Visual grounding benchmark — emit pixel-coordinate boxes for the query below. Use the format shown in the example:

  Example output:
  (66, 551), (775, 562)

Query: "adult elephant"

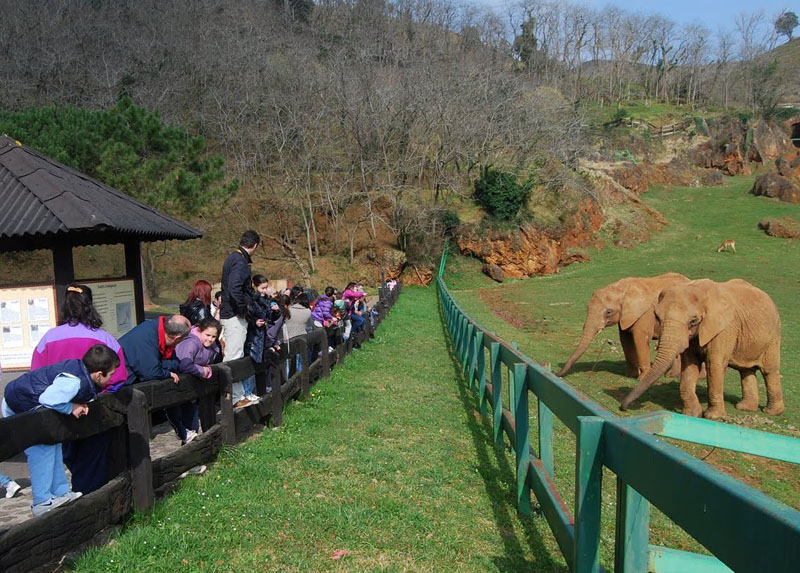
(557, 273), (690, 378)
(619, 279), (784, 419)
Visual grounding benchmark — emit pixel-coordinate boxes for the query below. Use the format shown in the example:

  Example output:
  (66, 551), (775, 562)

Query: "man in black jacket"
(220, 230), (259, 407)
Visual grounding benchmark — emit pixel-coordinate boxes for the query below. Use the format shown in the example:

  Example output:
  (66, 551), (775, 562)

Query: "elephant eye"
(604, 309), (614, 316)
(689, 317), (699, 327)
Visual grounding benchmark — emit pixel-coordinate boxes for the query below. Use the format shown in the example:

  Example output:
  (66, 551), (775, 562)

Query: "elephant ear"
(698, 283), (735, 347)
(619, 283), (654, 330)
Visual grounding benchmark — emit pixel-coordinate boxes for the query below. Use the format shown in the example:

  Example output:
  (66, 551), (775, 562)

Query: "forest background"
(0, 0), (797, 300)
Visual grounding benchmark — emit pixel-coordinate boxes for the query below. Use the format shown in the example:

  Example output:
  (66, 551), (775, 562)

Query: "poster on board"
(83, 278), (137, 340)
(0, 285), (57, 370)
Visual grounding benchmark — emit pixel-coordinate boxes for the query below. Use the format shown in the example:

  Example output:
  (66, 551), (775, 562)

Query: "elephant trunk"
(557, 318), (604, 377)
(620, 321), (682, 410)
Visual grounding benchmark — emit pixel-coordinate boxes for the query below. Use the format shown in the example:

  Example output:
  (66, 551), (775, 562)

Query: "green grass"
(581, 99), (727, 127)
(442, 174), (800, 565)
(74, 287), (568, 572)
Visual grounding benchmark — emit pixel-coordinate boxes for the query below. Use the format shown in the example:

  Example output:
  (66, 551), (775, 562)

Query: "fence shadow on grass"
(437, 297), (568, 573)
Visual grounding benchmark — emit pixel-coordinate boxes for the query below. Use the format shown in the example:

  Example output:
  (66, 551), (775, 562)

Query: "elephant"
(619, 278), (784, 419)
(557, 273), (690, 378)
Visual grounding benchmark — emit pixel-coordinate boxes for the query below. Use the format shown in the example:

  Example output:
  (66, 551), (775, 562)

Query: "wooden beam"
(124, 240), (145, 325)
(52, 243), (75, 314)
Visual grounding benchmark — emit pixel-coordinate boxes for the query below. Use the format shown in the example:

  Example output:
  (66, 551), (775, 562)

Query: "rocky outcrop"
(758, 217), (800, 238)
(362, 247), (407, 280)
(456, 199), (603, 278)
(751, 149), (800, 203)
(689, 117), (788, 175)
(611, 159), (724, 194)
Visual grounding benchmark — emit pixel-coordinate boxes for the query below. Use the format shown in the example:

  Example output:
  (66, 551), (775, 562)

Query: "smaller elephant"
(620, 278), (784, 419)
(557, 273), (689, 378)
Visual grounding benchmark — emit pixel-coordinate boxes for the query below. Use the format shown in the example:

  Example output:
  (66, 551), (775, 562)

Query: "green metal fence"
(437, 248), (800, 572)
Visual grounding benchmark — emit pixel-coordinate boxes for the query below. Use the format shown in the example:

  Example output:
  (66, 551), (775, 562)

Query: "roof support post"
(52, 243), (75, 314)
(124, 240), (145, 325)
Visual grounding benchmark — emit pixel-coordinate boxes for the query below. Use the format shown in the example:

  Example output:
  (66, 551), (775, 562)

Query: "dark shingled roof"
(0, 135), (202, 252)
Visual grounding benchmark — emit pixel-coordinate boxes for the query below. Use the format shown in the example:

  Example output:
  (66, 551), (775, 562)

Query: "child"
(2, 344), (119, 516)
(241, 275), (271, 405)
(311, 286), (336, 329)
(209, 290), (223, 321)
(171, 318), (222, 444)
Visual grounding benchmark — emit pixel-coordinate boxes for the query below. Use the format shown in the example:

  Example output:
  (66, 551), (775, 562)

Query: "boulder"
(482, 263), (505, 282)
(758, 217), (800, 238)
(751, 172), (800, 203)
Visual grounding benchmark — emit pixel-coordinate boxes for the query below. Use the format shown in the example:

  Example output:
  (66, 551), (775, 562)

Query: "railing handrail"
(437, 245), (800, 572)
(0, 282), (403, 572)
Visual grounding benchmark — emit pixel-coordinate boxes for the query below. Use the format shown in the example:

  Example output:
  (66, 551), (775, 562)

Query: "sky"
(580, 0), (794, 30)
(478, 0), (796, 34)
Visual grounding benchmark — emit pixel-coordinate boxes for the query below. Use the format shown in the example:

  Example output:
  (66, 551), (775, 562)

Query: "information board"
(0, 284), (57, 370)
(83, 278), (137, 339)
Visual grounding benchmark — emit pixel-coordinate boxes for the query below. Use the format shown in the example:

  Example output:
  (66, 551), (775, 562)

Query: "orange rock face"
(456, 199), (603, 278)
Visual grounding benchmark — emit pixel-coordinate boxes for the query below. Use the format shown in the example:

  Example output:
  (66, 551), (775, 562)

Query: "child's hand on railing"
(170, 372), (180, 384)
(72, 403), (89, 418)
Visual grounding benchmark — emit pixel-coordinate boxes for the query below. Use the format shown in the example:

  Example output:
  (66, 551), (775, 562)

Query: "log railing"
(0, 283), (401, 572)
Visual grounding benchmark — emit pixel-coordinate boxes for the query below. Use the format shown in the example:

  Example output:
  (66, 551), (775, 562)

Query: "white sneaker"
(5, 480), (21, 499)
(184, 430), (198, 444)
(31, 493), (72, 516)
(247, 394), (261, 404)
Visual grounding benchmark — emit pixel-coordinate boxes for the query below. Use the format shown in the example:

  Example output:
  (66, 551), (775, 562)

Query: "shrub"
(473, 166), (532, 222)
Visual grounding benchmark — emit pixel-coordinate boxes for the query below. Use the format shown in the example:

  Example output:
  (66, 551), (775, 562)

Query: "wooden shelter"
(0, 135), (201, 323)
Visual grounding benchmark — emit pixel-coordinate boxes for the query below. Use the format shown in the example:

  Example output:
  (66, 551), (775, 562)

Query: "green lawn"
(74, 287), (568, 572)
(442, 174), (800, 564)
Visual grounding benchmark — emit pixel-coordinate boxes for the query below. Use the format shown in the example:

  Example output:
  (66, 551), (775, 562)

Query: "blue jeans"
(242, 374), (256, 397)
(350, 312), (365, 335)
(26, 443), (71, 505)
(0, 472), (13, 488)
(165, 402), (199, 442)
(3, 399), (70, 504)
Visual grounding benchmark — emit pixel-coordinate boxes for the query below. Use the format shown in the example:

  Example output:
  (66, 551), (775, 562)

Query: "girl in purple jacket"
(170, 318), (222, 444)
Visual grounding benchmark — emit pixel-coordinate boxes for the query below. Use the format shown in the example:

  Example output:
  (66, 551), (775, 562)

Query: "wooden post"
(321, 335), (331, 378)
(52, 243), (75, 314)
(513, 363), (530, 516)
(490, 342), (503, 450)
(127, 388), (154, 512)
(124, 240), (145, 325)
(270, 362), (284, 427)
(218, 364), (236, 445)
(615, 479), (651, 573)
(298, 338), (310, 399)
(575, 416), (604, 572)
(539, 399), (555, 477)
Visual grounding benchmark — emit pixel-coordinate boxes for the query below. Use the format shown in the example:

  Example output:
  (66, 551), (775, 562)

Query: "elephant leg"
(679, 356), (702, 417)
(703, 358), (728, 420)
(761, 341), (784, 416)
(736, 369), (759, 412)
(618, 328), (640, 378)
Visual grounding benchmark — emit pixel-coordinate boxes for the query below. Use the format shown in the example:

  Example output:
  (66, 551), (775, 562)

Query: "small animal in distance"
(716, 239), (736, 253)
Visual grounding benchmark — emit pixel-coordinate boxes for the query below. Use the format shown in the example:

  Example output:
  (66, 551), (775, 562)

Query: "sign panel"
(83, 278), (137, 339)
(0, 285), (57, 370)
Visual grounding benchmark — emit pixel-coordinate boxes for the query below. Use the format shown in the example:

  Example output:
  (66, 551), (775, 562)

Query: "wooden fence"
(437, 247), (800, 572)
(0, 283), (401, 572)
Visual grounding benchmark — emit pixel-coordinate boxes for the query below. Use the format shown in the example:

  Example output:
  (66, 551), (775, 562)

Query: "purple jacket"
(31, 322), (128, 393)
(175, 327), (220, 379)
(310, 295), (333, 324)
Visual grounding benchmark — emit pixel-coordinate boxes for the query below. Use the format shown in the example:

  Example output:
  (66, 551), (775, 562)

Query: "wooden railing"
(437, 246), (800, 572)
(0, 283), (401, 572)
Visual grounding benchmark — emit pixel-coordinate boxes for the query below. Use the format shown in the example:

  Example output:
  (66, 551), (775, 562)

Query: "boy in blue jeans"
(2, 344), (119, 516)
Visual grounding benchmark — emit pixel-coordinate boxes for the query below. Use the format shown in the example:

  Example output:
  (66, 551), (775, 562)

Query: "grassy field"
(442, 174), (800, 563)
(74, 287), (569, 572)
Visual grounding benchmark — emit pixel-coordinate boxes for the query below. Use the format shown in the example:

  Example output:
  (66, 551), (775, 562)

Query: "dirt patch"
(477, 287), (551, 334)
